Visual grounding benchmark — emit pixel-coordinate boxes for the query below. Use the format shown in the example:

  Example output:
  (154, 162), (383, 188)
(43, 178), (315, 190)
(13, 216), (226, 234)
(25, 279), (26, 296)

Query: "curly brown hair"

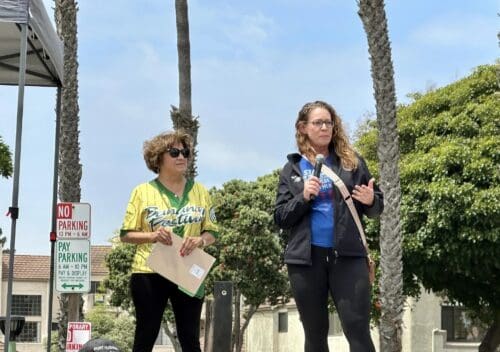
(143, 130), (193, 173)
(295, 101), (358, 170)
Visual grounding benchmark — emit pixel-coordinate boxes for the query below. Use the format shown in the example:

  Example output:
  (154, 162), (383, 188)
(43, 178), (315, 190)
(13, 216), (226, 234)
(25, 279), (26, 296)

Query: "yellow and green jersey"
(120, 179), (219, 279)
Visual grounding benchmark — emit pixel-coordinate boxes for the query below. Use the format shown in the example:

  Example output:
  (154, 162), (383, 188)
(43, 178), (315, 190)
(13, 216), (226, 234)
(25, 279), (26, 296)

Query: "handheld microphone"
(310, 154), (324, 201)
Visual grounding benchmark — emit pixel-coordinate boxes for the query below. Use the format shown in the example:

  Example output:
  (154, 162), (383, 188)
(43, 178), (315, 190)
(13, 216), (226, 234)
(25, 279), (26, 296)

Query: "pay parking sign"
(56, 239), (91, 293)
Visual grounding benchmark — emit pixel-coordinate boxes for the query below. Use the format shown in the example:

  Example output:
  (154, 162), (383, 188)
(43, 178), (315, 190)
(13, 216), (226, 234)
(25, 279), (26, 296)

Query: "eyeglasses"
(166, 147), (190, 158)
(309, 119), (334, 128)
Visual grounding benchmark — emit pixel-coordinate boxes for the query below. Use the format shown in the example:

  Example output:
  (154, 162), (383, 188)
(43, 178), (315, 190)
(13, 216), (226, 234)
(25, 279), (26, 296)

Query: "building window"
(441, 305), (485, 342)
(12, 295), (41, 316)
(90, 281), (102, 294)
(278, 312), (288, 333)
(17, 321), (40, 343)
(328, 312), (343, 336)
(94, 293), (106, 306)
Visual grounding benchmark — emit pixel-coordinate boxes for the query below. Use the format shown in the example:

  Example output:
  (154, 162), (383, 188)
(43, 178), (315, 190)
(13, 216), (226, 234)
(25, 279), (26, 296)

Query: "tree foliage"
(103, 241), (135, 310)
(0, 136), (12, 178)
(207, 172), (290, 307)
(104, 172), (290, 352)
(355, 64), (499, 338)
(84, 306), (135, 352)
(0, 140), (11, 238)
(206, 171), (290, 352)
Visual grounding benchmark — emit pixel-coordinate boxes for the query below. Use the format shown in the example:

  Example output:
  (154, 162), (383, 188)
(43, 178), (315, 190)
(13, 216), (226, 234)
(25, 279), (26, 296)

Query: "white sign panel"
(56, 240), (91, 293)
(57, 202), (91, 239)
(66, 322), (91, 352)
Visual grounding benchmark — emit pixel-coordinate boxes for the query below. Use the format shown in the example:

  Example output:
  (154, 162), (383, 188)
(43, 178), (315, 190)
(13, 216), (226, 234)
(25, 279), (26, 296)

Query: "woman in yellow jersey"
(120, 130), (219, 352)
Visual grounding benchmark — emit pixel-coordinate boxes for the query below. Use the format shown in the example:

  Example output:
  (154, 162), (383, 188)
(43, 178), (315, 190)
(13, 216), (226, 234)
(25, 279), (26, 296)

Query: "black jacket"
(274, 152), (384, 265)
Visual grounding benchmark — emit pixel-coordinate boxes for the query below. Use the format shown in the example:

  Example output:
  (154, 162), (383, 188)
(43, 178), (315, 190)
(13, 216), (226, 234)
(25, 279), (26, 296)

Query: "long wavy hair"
(295, 100), (358, 170)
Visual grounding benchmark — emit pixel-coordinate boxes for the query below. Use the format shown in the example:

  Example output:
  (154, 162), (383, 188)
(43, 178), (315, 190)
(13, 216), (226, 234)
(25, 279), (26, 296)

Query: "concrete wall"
(246, 309), (275, 352)
(403, 288), (442, 351)
(247, 305), (381, 352)
(245, 288), (480, 352)
(433, 329), (480, 352)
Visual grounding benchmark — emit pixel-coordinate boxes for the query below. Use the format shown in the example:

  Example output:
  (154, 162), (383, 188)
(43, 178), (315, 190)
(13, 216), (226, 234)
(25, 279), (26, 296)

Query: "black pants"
(287, 245), (375, 352)
(130, 273), (204, 352)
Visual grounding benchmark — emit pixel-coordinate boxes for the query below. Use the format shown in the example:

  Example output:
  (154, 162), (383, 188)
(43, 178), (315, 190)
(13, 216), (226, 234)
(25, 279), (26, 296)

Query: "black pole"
(211, 281), (233, 352)
(46, 86), (62, 351)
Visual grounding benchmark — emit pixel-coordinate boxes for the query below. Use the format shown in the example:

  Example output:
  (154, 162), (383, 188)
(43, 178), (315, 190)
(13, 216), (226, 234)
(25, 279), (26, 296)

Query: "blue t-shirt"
(299, 156), (335, 248)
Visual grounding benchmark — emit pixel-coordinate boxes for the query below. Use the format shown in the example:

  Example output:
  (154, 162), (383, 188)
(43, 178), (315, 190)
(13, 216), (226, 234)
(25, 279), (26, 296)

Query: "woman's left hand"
(352, 178), (375, 206)
(179, 236), (203, 257)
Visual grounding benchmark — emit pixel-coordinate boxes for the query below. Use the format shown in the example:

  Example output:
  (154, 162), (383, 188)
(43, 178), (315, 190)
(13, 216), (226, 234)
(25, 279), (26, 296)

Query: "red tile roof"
(90, 245), (112, 276)
(1, 254), (50, 281)
(2, 246), (112, 281)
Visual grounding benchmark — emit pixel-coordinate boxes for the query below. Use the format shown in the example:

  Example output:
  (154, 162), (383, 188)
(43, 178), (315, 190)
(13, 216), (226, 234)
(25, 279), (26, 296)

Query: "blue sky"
(0, 0), (497, 254)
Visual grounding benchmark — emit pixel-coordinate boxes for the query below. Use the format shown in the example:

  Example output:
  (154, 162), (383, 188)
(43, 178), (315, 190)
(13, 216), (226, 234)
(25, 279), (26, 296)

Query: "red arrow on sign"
(68, 325), (74, 342)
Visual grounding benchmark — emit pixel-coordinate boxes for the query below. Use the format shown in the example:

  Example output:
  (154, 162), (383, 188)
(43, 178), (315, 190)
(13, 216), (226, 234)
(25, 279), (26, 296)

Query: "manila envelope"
(146, 234), (216, 296)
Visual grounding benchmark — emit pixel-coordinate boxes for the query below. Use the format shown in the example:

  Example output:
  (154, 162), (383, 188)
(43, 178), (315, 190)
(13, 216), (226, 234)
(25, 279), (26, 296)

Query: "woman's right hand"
(303, 176), (321, 201)
(151, 227), (173, 245)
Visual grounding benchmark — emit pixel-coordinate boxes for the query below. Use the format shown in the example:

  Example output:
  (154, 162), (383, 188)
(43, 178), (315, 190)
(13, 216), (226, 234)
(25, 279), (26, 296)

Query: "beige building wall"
(402, 288), (441, 351)
(246, 308), (275, 352)
(0, 280), (59, 352)
(432, 329), (480, 352)
(246, 288), (480, 352)
(246, 305), (375, 352)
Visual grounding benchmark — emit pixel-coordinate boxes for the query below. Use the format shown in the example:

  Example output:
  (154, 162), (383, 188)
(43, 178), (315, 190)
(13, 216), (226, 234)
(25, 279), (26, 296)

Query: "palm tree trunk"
(171, 0), (199, 179)
(56, 294), (68, 351)
(55, 0), (82, 350)
(175, 0), (191, 118)
(358, 1), (404, 351)
(55, 0), (82, 202)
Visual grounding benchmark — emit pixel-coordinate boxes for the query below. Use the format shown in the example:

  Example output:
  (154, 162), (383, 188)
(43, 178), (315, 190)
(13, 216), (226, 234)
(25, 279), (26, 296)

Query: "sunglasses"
(166, 147), (190, 158)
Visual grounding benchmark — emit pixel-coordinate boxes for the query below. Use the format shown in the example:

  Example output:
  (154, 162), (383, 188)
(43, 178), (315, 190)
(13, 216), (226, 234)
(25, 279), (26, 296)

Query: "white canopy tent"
(0, 0), (63, 86)
(0, 0), (63, 350)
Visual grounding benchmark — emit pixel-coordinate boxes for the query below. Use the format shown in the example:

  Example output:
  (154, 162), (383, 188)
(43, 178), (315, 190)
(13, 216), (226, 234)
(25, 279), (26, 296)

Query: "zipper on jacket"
(333, 249), (338, 264)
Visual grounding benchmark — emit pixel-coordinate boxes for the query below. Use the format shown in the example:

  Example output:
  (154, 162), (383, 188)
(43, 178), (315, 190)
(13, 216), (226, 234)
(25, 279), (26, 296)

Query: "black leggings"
(287, 246), (375, 352)
(130, 273), (204, 352)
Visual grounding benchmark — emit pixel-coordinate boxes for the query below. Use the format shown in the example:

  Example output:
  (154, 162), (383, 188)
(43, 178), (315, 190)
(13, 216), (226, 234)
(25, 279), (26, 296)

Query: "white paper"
(189, 264), (205, 279)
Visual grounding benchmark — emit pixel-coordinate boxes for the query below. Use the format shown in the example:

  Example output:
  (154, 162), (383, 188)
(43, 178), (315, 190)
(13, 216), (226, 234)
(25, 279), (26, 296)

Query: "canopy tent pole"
(46, 86), (62, 352)
(5, 22), (28, 351)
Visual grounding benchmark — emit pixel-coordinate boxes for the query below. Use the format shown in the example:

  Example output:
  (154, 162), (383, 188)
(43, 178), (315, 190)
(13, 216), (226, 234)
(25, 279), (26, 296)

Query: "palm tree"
(165, 2), (201, 350)
(55, 0), (83, 350)
(171, 0), (199, 179)
(357, 1), (404, 351)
